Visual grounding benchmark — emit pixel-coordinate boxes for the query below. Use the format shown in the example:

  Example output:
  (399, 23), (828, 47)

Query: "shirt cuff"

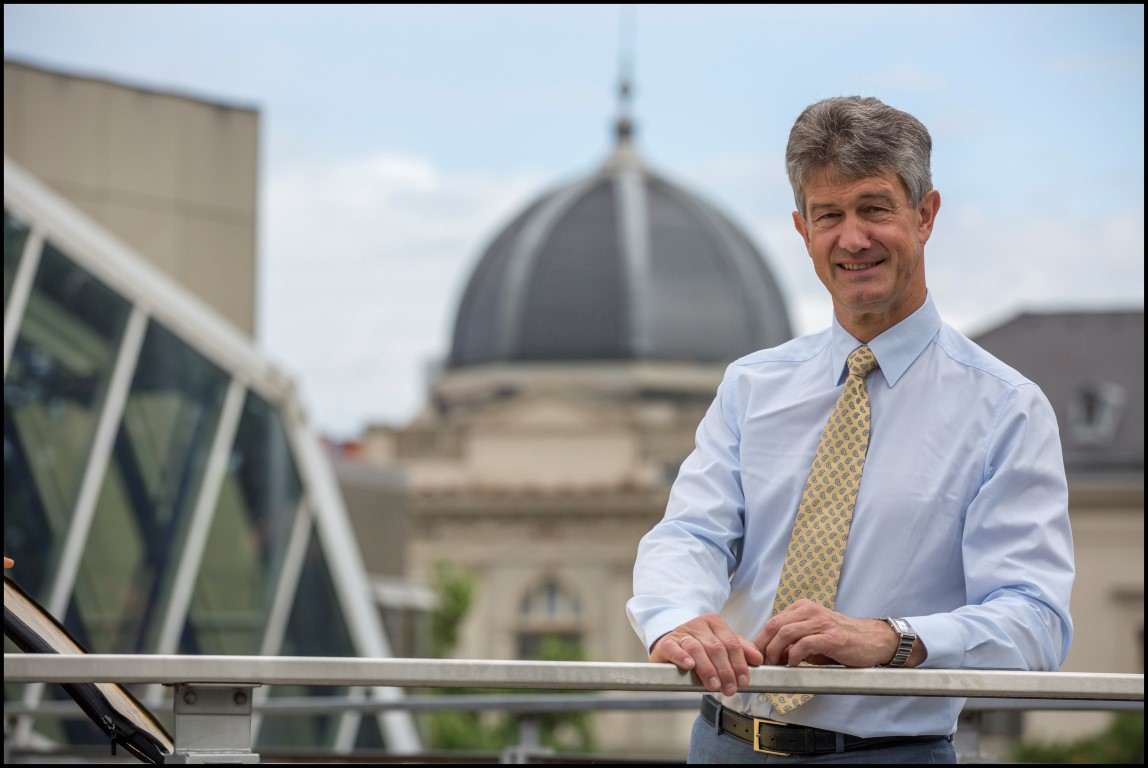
(906, 612), (965, 669)
(640, 609), (705, 655)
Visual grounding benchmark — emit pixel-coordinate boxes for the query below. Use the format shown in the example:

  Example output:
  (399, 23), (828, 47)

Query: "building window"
(517, 579), (583, 660)
(1068, 382), (1125, 447)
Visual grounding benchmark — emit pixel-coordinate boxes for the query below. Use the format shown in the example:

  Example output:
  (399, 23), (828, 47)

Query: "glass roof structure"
(3, 156), (420, 755)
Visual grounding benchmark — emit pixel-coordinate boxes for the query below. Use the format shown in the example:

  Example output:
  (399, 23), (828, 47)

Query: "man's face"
(793, 171), (940, 338)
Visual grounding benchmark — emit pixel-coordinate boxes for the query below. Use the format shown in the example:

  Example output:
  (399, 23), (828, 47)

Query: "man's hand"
(649, 613), (764, 696)
(753, 599), (918, 668)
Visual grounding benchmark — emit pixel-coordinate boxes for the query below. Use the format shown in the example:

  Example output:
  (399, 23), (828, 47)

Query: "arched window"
(516, 578), (583, 660)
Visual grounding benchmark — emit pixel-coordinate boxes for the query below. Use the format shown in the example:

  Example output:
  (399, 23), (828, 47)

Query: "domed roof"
(448, 111), (793, 369)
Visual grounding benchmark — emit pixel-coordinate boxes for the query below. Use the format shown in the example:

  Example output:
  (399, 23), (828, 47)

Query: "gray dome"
(448, 129), (793, 369)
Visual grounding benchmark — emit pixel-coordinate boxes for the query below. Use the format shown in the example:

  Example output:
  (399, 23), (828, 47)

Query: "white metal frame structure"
(3, 156), (420, 754)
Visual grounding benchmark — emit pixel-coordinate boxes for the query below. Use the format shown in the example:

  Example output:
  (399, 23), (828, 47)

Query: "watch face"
(888, 617), (912, 635)
(881, 617), (915, 666)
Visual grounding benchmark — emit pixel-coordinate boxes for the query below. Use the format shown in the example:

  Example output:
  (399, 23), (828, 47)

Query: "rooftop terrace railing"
(4, 654), (1144, 764)
(6, 654), (1142, 698)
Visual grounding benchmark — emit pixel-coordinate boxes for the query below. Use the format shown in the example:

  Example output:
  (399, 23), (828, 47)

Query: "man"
(627, 96), (1075, 764)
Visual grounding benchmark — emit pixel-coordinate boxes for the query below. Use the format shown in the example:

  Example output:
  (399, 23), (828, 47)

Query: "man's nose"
(838, 215), (872, 252)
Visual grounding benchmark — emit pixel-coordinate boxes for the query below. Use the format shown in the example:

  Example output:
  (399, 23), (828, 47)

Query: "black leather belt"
(700, 696), (951, 756)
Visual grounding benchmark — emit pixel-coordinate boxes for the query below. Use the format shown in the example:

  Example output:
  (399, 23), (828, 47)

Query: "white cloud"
(258, 153), (547, 437)
(928, 206), (1145, 336)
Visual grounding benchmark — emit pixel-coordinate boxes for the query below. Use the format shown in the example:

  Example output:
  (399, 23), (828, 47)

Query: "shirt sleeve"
(626, 366), (748, 653)
(911, 382), (1075, 671)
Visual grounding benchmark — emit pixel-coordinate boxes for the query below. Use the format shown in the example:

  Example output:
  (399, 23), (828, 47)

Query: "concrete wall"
(4, 59), (259, 336)
(1021, 482), (1144, 746)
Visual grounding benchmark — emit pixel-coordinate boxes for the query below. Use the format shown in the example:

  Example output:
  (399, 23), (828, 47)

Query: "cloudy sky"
(4, 4), (1143, 439)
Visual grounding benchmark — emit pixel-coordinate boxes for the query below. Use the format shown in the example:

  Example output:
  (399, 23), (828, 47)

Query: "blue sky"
(4, 4), (1144, 438)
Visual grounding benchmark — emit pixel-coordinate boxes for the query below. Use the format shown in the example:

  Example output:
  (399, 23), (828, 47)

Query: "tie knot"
(847, 345), (879, 378)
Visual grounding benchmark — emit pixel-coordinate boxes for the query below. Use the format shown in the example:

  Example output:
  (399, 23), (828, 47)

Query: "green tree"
(1011, 711), (1144, 764)
(428, 560), (473, 660)
(423, 561), (595, 755)
(1014, 642), (1143, 764)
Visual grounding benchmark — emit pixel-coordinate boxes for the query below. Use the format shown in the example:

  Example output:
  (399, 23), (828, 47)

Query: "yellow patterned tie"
(765, 345), (879, 714)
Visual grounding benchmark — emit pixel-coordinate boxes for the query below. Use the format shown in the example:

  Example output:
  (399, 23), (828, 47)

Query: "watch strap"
(881, 616), (916, 668)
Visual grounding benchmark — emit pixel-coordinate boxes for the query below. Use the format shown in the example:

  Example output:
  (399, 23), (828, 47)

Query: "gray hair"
(785, 96), (933, 215)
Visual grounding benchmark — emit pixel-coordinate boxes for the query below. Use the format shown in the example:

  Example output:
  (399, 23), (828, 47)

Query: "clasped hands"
(649, 599), (897, 697)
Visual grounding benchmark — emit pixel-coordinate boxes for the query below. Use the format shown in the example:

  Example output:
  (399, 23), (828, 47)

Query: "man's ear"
(792, 210), (811, 250)
(917, 189), (941, 244)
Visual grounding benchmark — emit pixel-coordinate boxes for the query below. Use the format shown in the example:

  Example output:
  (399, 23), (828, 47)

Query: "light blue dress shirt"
(627, 294), (1075, 737)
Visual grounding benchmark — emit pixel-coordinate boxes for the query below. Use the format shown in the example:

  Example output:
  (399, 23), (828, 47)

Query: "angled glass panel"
(355, 713), (385, 750)
(66, 320), (230, 653)
(4, 208), (30, 306)
(3, 243), (132, 600)
(180, 391), (301, 655)
(256, 523), (355, 751)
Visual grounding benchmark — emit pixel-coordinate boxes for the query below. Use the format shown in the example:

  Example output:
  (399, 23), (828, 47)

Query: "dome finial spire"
(616, 4), (636, 144)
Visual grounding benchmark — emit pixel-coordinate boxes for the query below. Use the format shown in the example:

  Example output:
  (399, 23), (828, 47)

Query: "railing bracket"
(165, 682), (261, 764)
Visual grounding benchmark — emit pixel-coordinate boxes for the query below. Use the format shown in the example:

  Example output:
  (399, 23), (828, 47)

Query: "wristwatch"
(880, 617), (916, 667)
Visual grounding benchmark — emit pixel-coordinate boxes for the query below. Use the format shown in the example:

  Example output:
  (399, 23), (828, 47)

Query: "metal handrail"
(4, 654), (1143, 701)
(4, 692), (1143, 719)
(5, 655), (1143, 764)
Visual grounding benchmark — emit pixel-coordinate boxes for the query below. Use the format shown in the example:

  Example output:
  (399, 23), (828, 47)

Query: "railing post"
(165, 683), (261, 764)
(500, 714), (554, 764)
(954, 709), (984, 763)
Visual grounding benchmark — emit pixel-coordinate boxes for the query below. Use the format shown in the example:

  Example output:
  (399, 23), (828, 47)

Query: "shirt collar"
(830, 292), (942, 387)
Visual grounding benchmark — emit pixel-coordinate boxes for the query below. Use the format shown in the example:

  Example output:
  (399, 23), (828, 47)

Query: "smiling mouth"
(839, 260), (883, 271)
